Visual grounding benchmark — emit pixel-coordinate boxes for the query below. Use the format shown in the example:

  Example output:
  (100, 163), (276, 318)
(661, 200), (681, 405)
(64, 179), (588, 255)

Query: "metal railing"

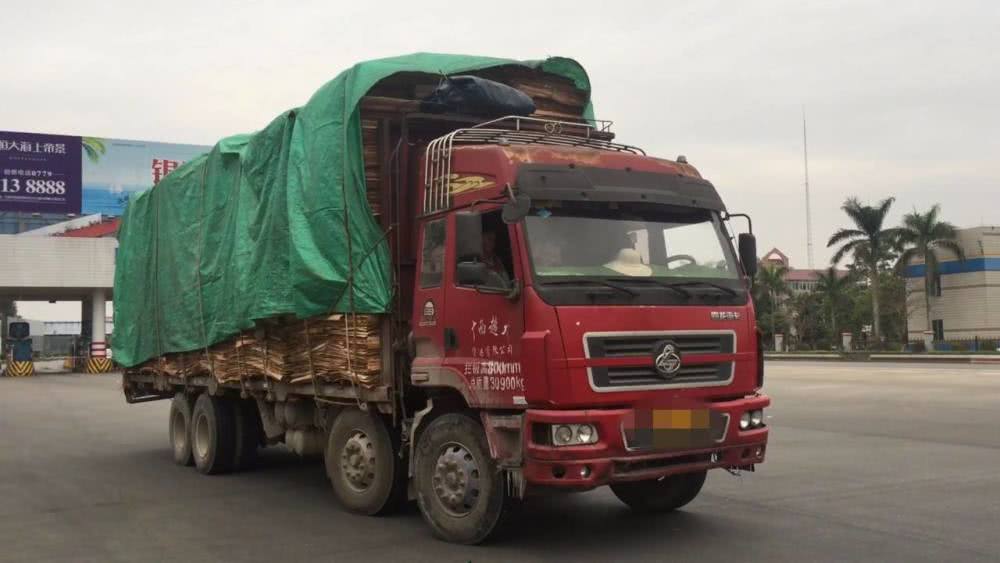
(422, 116), (645, 214)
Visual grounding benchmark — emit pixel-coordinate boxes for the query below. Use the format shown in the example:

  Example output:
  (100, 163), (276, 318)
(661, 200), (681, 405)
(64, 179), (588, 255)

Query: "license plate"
(651, 408), (711, 430)
(623, 409), (725, 450)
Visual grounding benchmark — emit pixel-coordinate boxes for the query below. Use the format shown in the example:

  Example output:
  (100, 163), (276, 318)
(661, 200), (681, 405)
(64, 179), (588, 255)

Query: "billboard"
(0, 131), (82, 214)
(0, 130), (210, 216)
(81, 137), (209, 216)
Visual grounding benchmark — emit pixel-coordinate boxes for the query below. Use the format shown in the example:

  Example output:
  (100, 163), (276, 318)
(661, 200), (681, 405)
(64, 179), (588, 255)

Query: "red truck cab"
(405, 118), (768, 538)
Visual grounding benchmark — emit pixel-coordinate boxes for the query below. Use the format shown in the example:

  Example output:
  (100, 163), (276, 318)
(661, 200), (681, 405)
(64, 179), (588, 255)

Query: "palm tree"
(789, 290), (824, 349)
(815, 267), (851, 346)
(81, 137), (107, 164)
(896, 205), (965, 344)
(827, 197), (900, 347)
(754, 264), (789, 343)
(756, 263), (788, 304)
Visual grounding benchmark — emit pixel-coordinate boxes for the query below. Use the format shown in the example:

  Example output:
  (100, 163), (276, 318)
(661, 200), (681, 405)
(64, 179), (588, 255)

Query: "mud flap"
(481, 412), (526, 499)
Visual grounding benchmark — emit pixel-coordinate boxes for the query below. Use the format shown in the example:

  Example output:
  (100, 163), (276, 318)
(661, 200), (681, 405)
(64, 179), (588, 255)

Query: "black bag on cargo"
(421, 75), (536, 117)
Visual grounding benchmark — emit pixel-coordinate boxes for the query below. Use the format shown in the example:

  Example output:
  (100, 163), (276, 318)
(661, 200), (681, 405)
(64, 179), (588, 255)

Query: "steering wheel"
(664, 254), (697, 267)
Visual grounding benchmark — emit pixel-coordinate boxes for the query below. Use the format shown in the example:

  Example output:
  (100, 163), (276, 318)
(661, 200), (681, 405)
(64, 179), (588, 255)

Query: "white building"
(906, 226), (1000, 343)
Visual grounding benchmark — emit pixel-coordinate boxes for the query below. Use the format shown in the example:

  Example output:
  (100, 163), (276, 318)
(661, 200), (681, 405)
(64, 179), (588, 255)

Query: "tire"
(191, 393), (237, 475)
(168, 393), (195, 466)
(610, 470), (707, 513)
(414, 413), (508, 544)
(325, 408), (405, 516)
(230, 399), (262, 471)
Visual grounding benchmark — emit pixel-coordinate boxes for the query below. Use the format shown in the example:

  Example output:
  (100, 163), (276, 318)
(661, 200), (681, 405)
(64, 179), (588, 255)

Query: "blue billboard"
(0, 131), (210, 216)
(81, 137), (209, 216)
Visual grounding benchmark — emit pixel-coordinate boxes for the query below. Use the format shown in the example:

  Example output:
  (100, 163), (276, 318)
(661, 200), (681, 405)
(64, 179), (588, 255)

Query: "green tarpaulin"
(112, 53), (593, 367)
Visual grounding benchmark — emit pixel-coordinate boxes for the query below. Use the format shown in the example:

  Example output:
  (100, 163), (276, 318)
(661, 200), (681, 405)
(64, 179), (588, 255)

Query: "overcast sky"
(5, 1), (998, 320)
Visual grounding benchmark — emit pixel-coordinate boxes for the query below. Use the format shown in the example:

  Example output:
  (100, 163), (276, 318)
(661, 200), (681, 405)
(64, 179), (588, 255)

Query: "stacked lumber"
(474, 66), (589, 121)
(141, 314), (383, 388)
(145, 349), (208, 379)
(361, 118), (383, 218)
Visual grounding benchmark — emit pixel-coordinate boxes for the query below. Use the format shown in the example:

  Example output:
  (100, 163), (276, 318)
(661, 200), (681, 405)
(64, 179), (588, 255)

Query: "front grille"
(603, 363), (729, 386)
(591, 363), (731, 388)
(586, 332), (735, 389)
(589, 333), (733, 358)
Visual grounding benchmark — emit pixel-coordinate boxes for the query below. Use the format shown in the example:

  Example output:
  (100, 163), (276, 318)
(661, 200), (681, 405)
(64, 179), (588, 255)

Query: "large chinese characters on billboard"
(0, 132), (82, 213)
(0, 130), (209, 216)
(81, 137), (209, 215)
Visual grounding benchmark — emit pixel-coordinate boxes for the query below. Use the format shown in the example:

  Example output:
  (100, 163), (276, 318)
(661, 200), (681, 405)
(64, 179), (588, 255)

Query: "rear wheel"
(610, 470), (707, 513)
(325, 408), (404, 515)
(191, 393), (236, 475)
(168, 393), (194, 466)
(414, 413), (508, 545)
(231, 399), (262, 471)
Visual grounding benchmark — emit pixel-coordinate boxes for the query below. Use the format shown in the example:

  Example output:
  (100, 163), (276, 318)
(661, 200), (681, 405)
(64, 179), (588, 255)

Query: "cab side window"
(420, 219), (446, 288)
(455, 210), (515, 289)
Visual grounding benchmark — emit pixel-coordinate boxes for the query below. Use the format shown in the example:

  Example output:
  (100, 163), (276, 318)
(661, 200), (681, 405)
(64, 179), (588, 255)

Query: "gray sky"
(6, 0), (999, 320)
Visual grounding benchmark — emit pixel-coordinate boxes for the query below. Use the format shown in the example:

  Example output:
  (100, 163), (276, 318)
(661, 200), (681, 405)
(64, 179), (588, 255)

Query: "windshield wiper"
(541, 279), (639, 297)
(663, 280), (739, 296)
(607, 277), (692, 299)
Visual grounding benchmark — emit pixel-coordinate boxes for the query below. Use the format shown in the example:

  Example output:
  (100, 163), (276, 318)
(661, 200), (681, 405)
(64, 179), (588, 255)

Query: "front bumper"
(521, 394), (769, 489)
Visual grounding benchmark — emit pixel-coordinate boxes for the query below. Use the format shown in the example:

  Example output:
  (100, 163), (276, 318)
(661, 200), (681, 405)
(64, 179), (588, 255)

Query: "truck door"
(444, 209), (526, 407)
(411, 217), (447, 361)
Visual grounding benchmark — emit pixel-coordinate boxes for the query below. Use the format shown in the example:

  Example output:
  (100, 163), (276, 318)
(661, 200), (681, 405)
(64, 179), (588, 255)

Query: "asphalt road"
(1, 361), (999, 562)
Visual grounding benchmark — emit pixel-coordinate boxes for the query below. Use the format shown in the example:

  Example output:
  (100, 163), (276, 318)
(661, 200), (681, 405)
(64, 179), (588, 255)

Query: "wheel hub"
(193, 412), (210, 460)
(171, 409), (187, 453)
(432, 443), (481, 516)
(340, 431), (375, 492)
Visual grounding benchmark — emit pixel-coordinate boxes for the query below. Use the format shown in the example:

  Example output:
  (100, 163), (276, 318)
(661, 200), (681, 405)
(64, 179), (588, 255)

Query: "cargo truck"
(116, 54), (769, 544)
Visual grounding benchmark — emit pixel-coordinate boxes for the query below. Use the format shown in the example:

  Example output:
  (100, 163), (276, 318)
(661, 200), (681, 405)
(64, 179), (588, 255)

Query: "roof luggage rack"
(423, 116), (644, 214)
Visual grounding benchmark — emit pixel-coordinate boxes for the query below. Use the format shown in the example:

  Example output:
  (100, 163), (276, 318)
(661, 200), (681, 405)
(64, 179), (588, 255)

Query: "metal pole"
(802, 107), (814, 269)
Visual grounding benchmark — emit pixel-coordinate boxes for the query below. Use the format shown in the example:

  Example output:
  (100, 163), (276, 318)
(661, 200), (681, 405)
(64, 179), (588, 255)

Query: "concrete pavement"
(1, 362), (998, 562)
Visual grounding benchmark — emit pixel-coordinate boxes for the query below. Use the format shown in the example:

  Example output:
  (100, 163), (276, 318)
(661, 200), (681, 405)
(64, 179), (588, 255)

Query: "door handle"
(444, 328), (458, 350)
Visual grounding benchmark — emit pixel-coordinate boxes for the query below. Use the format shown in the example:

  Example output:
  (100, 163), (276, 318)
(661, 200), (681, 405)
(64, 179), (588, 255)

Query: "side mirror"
(738, 233), (758, 280)
(455, 213), (483, 262)
(456, 261), (489, 286)
(502, 194), (531, 223)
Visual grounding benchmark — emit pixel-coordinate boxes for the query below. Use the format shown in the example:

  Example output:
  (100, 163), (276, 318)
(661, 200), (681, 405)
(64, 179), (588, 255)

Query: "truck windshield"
(524, 202), (739, 282)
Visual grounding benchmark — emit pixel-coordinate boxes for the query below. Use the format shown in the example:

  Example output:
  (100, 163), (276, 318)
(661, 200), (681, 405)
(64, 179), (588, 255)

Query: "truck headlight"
(550, 423), (598, 446)
(553, 425), (574, 445)
(750, 409), (764, 427)
(739, 412), (751, 430)
(576, 424), (595, 444)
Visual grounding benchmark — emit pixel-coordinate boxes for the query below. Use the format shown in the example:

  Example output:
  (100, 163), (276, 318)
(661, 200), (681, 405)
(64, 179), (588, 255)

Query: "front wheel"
(414, 413), (508, 544)
(325, 408), (404, 515)
(610, 470), (707, 513)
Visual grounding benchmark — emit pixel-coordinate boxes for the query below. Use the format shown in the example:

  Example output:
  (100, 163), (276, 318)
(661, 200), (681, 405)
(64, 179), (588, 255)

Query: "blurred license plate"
(622, 409), (724, 450)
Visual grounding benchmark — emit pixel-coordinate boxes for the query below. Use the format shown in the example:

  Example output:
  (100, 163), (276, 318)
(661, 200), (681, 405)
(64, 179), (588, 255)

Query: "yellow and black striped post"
(5, 361), (34, 377)
(85, 357), (114, 374)
(85, 340), (114, 374)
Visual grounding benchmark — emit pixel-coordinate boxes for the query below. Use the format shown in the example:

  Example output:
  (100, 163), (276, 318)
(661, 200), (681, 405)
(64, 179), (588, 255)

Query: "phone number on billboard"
(0, 178), (67, 195)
